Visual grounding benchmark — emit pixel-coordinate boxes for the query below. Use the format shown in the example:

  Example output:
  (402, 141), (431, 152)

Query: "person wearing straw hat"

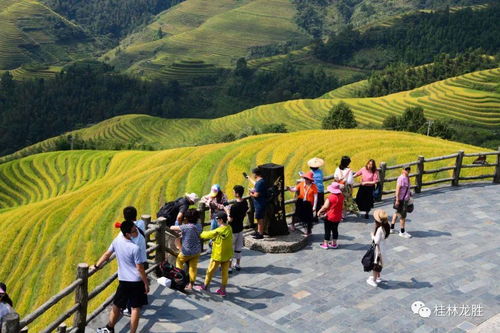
(318, 182), (344, 249)
(307, 157), (325, 221)
(287, 171), (318, 236)
(367, 209), (391, 287)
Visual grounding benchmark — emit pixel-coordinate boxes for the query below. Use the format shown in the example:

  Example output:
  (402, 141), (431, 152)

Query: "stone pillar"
(258, 163), (288, 236)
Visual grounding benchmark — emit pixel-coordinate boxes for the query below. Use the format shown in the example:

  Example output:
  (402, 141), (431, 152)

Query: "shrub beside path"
(88, 183), (500, 332)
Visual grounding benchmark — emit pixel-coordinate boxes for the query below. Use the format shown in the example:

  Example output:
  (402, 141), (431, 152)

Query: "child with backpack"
(169, 209), (202, 291)
(196, 211), (233, 296)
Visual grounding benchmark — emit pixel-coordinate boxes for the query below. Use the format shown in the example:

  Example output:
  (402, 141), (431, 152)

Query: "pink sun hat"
(327, 182), (342, 194)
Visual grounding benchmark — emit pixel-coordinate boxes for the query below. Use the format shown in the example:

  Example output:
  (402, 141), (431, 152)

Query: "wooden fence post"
(2, 312), (20, 333)
(494, 146), (500, 184)
(452, 151), (464, 186)
(141, 214), (151, 231)
(378, 162), (387, 197)
(416, 156), (425, 193)
(155, 217), (166, 268)
(73, 263), (89, 332)
(57, 324), (67, 333)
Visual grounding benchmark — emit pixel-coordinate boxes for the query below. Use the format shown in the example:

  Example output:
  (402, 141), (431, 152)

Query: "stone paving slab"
(87, 183), (500, 332)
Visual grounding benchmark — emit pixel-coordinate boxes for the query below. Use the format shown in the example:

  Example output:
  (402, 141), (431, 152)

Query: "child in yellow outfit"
(196, 211), (233, 296)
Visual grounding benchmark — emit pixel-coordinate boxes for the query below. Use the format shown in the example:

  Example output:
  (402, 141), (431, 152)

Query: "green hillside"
(247, 45), (368, 81)
(0, 129), (494, 330)
(103, 0), (310, 79)
(0, 0), (96, 70)
(3, 67), (498, 163)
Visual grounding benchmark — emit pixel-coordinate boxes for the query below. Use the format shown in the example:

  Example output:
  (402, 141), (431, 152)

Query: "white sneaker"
(376, 277), (382, 283)
(390, 228), (397, 234)
(399, 231), (412, 239)
(122, 308), (130, 317)
(366, 277), (378, 287)
(96, 328), (113, 333)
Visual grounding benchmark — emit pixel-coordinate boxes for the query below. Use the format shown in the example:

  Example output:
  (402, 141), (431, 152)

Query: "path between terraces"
(87, 183), (500, 333)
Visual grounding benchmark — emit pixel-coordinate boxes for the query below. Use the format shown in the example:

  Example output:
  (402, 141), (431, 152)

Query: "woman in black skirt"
(354, 159), (379, 219)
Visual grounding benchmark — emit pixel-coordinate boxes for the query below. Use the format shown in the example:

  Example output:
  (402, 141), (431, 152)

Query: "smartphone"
(242, 172), (248, 179)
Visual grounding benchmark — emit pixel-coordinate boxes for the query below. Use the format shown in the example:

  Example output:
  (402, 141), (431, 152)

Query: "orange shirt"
(296, 182), (318, 204)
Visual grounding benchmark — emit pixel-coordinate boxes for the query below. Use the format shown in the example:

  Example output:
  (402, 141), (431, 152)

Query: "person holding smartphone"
(247, 168), (267, 239)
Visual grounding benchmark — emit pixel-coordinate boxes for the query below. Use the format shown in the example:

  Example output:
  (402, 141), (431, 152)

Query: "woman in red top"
(287, 171), (318, 236)
(318, 182), (344, 249)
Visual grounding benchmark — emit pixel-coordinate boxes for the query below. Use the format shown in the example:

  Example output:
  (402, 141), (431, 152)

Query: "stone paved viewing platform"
(87, 183), (500, 332)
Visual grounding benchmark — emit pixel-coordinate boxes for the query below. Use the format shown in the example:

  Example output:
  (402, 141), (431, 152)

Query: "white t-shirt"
(334, 167), (354, 185)
(132, 220), (147, 263)
(371, 227), (386, 263)
(108, 234), (142, 282)
(0, 302), (13, 325)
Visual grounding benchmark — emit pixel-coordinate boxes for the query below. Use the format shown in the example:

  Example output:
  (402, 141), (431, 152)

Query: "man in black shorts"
(249, 168), (267, 239)
(93, 220), (149, 333)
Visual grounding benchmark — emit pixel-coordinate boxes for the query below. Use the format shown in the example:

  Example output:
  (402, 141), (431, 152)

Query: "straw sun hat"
(307, 157), (324, 168)
(373, 209), (388, 223)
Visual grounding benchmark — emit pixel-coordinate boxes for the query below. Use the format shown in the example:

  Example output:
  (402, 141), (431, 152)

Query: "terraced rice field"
(0, 65), (61, 80)
(0, 0), (93, 70)
(4, 68), (498, 162)
(247, 45), (368, 80)
(320, 79), (369, 98)
(104, 0), (309, 79)
(143, 60), (218, 84)
(0, 129), (494, 330)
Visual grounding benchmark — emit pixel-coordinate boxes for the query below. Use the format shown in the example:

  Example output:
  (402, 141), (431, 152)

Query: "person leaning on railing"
(92, 220), (149, 333)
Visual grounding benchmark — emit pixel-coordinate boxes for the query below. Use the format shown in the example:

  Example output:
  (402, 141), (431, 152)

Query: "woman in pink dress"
(354, 159), (379, 219)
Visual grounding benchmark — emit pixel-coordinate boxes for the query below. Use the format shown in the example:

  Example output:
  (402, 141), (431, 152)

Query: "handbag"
(373, 183), (381, 201)
(407, 196), (414, 213)
(361, 242), (376, 272)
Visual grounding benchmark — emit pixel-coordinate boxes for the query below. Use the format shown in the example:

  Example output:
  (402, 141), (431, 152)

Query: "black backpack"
(159, 261), (188, 291)
(361, 242), (376, 272)
(156, 198), (183, 226)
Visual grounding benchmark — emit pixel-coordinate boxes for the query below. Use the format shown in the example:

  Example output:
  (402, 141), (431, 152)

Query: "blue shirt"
(108, 234), (142, 282)
(131, 220), (147, 263)
(254, 178), (267, 207)
(312, 169), (324, 193)
(180, 223), (202, 256)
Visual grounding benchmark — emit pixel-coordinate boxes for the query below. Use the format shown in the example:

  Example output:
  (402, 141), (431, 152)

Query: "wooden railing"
(2, 148), (499, 332)
(2, 216), (167, 333)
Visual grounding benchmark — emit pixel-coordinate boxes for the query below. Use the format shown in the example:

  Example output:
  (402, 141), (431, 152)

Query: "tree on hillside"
(322, 102), (357, 129)
(418, 119), (456, 140)
(400, 106), (427, 132)
(382, 114), (401, 131)
(382, 107), (455, 140)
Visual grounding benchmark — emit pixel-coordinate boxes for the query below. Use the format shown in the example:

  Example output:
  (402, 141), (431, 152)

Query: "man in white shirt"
(92, 220), (149, 333)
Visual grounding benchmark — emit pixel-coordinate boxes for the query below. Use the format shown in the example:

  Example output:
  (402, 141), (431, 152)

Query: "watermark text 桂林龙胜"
(411, 301), (484, 318)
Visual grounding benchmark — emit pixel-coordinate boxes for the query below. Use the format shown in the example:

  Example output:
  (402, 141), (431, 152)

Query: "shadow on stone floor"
(377, 277), (433, 290)
(410, 230), (452, 238)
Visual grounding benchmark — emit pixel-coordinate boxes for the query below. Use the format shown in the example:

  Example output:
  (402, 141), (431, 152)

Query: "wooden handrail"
(8, 148), (500, 333)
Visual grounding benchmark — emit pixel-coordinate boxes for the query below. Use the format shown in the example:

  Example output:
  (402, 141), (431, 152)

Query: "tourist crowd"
(0, 157), (409, 333)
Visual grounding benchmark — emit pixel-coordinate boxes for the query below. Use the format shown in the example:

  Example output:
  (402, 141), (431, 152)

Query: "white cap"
(185, 193), (199, 203)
